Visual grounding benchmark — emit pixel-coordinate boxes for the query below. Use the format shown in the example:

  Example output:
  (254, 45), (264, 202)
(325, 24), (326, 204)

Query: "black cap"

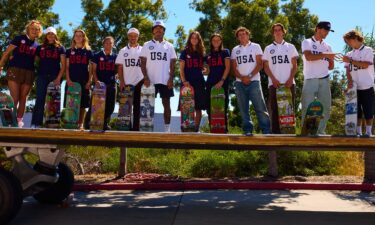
(316, 21), (334, 32)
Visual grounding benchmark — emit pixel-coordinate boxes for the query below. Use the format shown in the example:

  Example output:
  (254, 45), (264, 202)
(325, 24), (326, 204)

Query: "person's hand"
(85, 82), (91, 90)
(324, 52), (338, 61)
(53, 78), (61, 87)
(66, 79), (74, 87)
(271, 77), (281, 88)
(241, 76), (251, 85)
(285, 77), (293, 88)
(167, 77), (173, 89)
(182, 80), (190, 87)
(144, 77), (150, 87)
(214, 80), (224, 89)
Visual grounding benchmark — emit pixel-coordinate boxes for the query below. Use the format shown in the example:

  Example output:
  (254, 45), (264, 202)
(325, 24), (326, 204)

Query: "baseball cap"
(316, 21), (334, 32)
(44, 26), (57, 35)
(127, 28), (140, 35)
(152, 20), (166, 31)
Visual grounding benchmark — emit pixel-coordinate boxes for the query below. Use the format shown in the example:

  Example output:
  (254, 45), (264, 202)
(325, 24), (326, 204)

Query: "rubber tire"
(33, 163), (74, 204)
(0, 167), (23, 224)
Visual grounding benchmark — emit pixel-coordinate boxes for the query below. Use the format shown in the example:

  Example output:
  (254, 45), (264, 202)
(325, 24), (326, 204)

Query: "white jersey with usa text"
(140, 40), (177, 85)
(263, 41), (299, 87)
(231, 42), (263, 82)
(345, 45), (374, 90)
(302, 36), (332, 79)
(115, 44), (144, 86)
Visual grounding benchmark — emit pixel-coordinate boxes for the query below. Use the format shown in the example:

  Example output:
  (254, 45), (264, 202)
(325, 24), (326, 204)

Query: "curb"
(73, 182), (375, 191)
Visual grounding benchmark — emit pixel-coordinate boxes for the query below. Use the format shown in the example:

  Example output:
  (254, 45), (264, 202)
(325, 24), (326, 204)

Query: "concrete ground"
(9, 190), (375, 225)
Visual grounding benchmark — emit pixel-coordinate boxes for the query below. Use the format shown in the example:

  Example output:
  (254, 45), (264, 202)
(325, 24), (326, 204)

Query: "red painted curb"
(73, 182), (375, 192)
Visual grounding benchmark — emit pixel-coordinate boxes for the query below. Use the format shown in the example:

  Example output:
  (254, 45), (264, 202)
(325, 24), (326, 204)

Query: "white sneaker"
(164, 124), (171, 132)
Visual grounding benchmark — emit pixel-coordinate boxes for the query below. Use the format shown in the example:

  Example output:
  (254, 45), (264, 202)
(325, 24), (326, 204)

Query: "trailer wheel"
(33, 163), (74, 204)
(0, 167), (23, 224)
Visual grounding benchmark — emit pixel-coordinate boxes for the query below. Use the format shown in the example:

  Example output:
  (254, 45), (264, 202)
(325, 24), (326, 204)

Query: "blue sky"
(52, 0), (375, 115)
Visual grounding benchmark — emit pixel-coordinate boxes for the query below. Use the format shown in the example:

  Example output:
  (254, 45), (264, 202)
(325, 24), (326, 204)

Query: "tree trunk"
(268, 151), (278, 177)
(118, 147), (127, 177)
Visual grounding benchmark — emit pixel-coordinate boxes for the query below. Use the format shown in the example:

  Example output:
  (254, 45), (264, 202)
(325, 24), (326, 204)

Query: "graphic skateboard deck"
(61, 82), (81, 129)
(89, 83), (106, 131)
(210, 87), (225, 133)
(0, 92), (17, 127)
(345, 85), (357, 136)
(276, 85), (296, 134)
(139, 85), (155, 132)
(44, 82), (61, 128)
(115, 85), (134, 131)
(301, 98), (323, 136)
(180, 85), (195, 132)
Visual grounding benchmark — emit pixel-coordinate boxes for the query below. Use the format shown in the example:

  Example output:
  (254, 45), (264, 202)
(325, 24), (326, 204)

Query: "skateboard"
(180, 85), (195, 132)
(345, 84), (357, 136)
(61, 82), (81, 129)
(89, 83), (106, 131)
(0, 92), (17, 127)
(301, 97), (323, 136)
(43, 82), (61, 128)
(210, 87), (225, 133)
(276, 85), (296, 134)
(114, 85), (134, 131)
(139, 85), (155, 132)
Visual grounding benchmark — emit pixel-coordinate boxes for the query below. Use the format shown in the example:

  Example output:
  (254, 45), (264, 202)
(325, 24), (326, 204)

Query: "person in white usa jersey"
(231, 26), (270, 136)
(140, 20), (177, 132)
(263, 23), (298, 134)
(116, 28), (144, 131)
(341, 30), (374, 136)
(301, 21), (337, 134)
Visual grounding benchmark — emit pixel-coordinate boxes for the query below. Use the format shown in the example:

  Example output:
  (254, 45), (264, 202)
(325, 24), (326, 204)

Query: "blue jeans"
(234, 81), (271, 134)
(31, 75), (56, 126)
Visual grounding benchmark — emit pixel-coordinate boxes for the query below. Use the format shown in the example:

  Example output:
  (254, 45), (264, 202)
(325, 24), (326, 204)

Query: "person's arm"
(54, 54), (66, 86)
(231, 59), (250, 85)
(263, 60), (280, 88)
(179, 59), (189, 87)
(250, 55), (263, 77)
(304, 51), (336, 61)
(342, 56), (372, 69)
(140, 56), (150, 87)
(346, 66), (353, 89)
(285, 57), (298, 88)
(0, 45), (16, 72)
(168, 58), (176, 89)
(65, 58), (73, 86)
(214, 58), (231, 88)
(117, 65), (125, 90)
(86, 62), (93, 90)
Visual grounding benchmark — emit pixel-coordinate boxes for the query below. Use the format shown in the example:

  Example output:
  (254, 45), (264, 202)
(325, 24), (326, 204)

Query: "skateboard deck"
(61, 82), (81, 129)
(0, 92), (17, 127)
(301, 98), (323, 136)
(210, 87), (225, 133)
(44, 82), (61, 128)
(345, 85), (357, 136)
(180, 85), (195, 132)
(89, 83), (106, 131)
(276, 85), (296, 134)
(139, 85), (155, 132)
(115, 85), (134, 131)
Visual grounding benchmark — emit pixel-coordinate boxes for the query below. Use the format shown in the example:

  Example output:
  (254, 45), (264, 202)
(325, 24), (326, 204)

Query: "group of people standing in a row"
(0, 19), (374, 135)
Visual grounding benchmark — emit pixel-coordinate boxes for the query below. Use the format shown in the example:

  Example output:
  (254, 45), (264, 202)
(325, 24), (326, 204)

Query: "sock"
(17, 117), (24, 128)
(164, 124), (170, 132)
(366, 125), (372, 135)
(357, 126), (362, 135)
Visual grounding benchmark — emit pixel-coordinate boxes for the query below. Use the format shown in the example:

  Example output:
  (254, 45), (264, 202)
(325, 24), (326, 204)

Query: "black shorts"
(155, 84), (174, 98)
(357, 87), (374, 120)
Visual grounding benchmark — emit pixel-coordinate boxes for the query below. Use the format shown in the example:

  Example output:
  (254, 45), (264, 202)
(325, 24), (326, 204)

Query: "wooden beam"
(0, 128), (375, 151)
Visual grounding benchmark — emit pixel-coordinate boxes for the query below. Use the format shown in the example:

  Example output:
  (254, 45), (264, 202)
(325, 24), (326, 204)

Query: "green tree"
(81, 0), (167, 52)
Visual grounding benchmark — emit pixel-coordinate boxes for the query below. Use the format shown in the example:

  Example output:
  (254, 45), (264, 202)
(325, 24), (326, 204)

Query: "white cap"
(127, 28), (140, 35)
(152, 20), (165, 30)
(44, 26), (57, 35)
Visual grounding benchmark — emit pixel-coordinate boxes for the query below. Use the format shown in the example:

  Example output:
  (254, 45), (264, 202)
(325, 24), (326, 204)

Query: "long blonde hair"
(71, 29), (91, 50)
(25, 20), (43, 38)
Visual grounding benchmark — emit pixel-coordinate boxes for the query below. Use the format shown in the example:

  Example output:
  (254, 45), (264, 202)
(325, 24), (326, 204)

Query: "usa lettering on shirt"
(231, 42), (263, 82)
(70, 52), (88, 64)
(98, 56), (115, 71)
(116, 45), (144, 86)
(39, 47), (59, 59)
(185, 54), (203, 69)
(263, 41), (299, 86)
